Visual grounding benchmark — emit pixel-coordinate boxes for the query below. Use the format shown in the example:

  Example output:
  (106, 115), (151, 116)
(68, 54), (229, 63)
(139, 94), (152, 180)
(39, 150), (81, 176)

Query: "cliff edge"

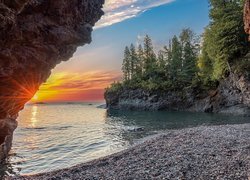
(0, 0), (104, 160)
(105, 73), (250, 115)
(105, 1), (250, 116)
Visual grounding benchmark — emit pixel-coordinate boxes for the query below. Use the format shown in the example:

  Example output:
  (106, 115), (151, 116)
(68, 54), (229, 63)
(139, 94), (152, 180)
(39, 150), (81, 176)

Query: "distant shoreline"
(11, 123), (250, 180)
(26, 102), (106, 105)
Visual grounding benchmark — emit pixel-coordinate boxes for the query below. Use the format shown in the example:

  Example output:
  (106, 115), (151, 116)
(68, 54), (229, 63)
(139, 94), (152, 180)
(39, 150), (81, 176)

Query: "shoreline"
(9, 123), (250, 180)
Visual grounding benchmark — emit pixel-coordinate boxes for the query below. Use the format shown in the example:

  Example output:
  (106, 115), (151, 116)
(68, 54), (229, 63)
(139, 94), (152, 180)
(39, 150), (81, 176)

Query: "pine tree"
(180, 29), (198, 83)
(203, 0), (248, 80)
(157, 50), (166, 73)
(182, 41), (197, 83)
(165, 42), (172, 79)
(198, 39), (214, 85)
(129, 44), (136, 78)
(158, 50), (165, 67)
(180, 28), (194, 45)
(122, 46), (131, 81)
(137, 44), (144, 76)
(170, 35), (182, 82)
(143, 35), (157, 77)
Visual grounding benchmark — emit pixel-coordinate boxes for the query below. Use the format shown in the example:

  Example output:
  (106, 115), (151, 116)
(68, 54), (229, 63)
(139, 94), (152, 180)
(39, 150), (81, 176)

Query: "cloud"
(96, 0), (175, 28)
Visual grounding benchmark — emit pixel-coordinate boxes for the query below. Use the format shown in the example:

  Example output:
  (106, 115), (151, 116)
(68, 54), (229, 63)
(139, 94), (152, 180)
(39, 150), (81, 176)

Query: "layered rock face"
(244, 0), (250, 40)
(0, 0), (104, 160)
(105, 73), (250, 116)
(190, 73), (250, 115)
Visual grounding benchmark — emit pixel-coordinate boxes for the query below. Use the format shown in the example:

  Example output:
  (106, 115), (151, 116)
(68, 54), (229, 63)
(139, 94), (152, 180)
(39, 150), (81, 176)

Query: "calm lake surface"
(1, 103), (249, 176)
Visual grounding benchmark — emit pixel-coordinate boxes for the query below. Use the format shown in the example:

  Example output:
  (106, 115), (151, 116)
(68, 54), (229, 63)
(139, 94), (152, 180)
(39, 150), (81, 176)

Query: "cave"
(0, 0), (104, 160)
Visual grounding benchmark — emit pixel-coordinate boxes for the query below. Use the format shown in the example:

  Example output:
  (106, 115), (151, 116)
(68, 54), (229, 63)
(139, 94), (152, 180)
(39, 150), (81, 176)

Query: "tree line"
(199, 0), (249, 84)
(122, 29), (199, 90)
(107, 0), (249, 93)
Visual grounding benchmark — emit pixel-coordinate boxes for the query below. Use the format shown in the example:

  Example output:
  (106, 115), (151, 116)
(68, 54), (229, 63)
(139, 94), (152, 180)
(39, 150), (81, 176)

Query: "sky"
(32, 0), (210, 103)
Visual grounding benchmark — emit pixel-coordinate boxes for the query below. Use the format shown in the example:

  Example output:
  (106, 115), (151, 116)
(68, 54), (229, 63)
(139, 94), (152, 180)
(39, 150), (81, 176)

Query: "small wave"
(79, 141), (106, 153)
(22, 127), (47, 130)
(121, 126), (144, 132)
(53, 126), (73, 130)
(21, 126), (73, 132)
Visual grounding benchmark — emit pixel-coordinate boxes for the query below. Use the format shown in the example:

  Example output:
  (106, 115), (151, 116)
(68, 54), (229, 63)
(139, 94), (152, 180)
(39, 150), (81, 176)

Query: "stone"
(0, 0), (104, 160)
(244, 0), (250, 40)
(11, 124), (250, 180)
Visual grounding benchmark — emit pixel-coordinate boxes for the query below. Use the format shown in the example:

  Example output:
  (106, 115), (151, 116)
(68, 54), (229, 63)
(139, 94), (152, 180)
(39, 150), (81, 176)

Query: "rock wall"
(105, 73), (250, 116)
(0, 0), (104, 160)
(244, 0), (250, 40)
(190, 73), (250, 115)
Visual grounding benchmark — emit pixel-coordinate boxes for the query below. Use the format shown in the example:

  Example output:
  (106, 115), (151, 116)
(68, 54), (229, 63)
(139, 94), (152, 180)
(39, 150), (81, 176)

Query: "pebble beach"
(10, 123), (250, 180)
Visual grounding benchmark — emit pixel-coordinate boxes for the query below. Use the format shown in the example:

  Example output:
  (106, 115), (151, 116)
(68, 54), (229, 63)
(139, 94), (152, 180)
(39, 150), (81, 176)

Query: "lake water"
(1, 103), (249, 177)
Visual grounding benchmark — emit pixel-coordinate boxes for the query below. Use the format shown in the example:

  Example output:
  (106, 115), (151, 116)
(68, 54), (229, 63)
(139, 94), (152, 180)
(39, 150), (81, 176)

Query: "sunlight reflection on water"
(8, 104), (132, 176)
(31, 106), (38, 128)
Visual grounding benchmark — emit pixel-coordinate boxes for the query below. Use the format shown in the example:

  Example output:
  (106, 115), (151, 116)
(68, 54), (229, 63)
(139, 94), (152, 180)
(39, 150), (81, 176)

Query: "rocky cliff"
(0, 0), (104, 160)
(105, 1), (250, 116)
(105, 72), (250, 116)
(244, 0), (250, 39)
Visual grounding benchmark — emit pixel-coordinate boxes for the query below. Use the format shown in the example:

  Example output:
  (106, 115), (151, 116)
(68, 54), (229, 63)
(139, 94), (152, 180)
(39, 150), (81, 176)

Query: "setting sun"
(32, 94), (39, 101)
(29, 71), (121, 103)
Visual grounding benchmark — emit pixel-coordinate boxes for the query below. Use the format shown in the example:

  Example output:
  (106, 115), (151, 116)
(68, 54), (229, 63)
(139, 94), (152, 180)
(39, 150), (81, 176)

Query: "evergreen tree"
(203, 0), (248, 80)
(198, 39), (214, 85)
(122, 46), (131, 81)
(130, 44), (137, 78)
(157, 50), (166, 70)
(182, 41), (197, 83)
(180, 28), (194, 45)
(137, 44), (144, 76)
(143, 35), (157, 76)
(165, 44), (172, 80)
(180, 29), (198, 83)
(170, 35), (182, 82)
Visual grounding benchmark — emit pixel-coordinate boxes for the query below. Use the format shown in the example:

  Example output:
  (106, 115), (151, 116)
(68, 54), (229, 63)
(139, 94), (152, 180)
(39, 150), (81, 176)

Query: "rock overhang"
(0, 0), (105, 160)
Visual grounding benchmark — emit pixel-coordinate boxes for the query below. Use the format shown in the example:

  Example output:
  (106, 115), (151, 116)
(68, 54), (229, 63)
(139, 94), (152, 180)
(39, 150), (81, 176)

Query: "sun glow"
(32, 94), (39, 101)
(29, 71), (121, 103)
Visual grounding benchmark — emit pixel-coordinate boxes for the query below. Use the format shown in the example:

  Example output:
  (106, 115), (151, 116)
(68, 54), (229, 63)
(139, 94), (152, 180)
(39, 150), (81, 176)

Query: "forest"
(106, 0), (249, 93)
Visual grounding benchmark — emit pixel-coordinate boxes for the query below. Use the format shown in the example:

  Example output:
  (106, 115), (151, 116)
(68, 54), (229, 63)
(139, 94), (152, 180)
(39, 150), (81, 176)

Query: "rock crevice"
(0, 0), (104, 160)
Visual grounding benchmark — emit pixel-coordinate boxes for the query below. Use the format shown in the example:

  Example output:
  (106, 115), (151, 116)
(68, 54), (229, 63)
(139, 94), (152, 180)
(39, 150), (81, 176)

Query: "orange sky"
(31, 71), (121, 103)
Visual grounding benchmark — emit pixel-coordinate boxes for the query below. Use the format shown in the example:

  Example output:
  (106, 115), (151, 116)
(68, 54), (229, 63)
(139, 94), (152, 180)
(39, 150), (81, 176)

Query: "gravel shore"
(9, 124), (250, 180)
